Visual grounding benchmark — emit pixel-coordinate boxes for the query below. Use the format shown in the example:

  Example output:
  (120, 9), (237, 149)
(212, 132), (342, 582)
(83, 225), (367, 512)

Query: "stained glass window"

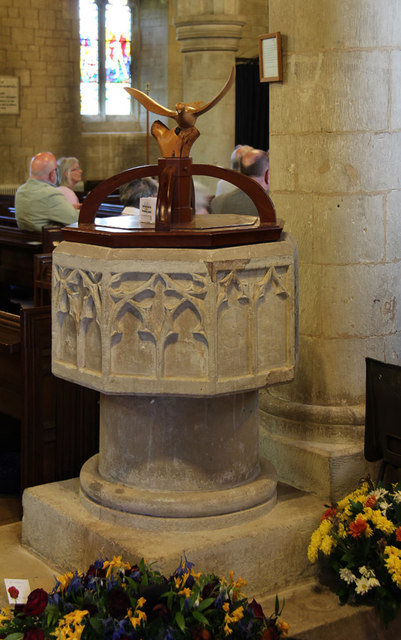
(80, 0), (132, 116)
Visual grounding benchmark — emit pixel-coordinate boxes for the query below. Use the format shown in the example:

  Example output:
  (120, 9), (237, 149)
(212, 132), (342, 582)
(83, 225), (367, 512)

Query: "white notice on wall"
(262, 38), (279, 80)
(4, 578), (31, 604)
(0, 77), (19, 115)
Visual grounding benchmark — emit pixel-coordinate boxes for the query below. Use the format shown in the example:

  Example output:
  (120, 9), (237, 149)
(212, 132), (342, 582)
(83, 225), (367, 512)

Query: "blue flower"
(173, 554), (195, 578)
(111, 618), (130, 640)
(163, 626), (175, 640)
(66, 573), (84, 596)
(214, 591), (227, 609)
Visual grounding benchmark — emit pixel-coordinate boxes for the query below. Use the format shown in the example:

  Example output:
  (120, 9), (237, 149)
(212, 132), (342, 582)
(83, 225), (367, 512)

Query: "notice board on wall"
(0, 77), (19, 114)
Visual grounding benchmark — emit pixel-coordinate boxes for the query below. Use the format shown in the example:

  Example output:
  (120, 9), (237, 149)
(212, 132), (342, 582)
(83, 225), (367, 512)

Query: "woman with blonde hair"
(57, 157), (83, 209)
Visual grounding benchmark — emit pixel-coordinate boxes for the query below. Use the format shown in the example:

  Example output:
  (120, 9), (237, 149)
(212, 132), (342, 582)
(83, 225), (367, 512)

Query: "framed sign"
(258, 32), (282, 83)
(0, 76), (19, 114)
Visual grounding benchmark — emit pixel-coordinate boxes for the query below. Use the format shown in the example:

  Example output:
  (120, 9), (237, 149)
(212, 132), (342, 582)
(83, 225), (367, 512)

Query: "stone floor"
(1, 493), (400, 639)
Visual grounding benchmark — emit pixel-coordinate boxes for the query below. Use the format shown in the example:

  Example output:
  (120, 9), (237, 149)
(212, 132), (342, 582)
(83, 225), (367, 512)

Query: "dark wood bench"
(0, 224), (42, 290)
(0, 307), (99, 491)
(0, 194), (15, 217)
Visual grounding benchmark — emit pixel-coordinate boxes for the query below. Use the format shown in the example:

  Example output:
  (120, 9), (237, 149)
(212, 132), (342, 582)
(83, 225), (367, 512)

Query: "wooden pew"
(0, 224), (42, 290)
(0, 194), (15, 217)
(0, 307), (99, 491)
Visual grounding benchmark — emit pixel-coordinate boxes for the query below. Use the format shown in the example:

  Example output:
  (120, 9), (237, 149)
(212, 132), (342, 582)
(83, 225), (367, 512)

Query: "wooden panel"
(20, 306), (99, 490)
(20, 306), (55, 490)
(55, 380), (99, 480)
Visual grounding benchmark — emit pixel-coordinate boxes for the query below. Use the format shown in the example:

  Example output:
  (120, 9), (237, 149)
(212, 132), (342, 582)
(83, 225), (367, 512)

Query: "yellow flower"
(51, 609), (89, 640)
(0, 605), (12, 625)
(178, 587), (191, 598)
(320, 534), (337, 556)
(56, 571), (74, 593)
(190, 569), (202, 581)
(364, 507), (396, 535)
(229, 570), (247, 599)
(384, 546), (401, 588)
(223, 604), (244, 635)
(127, 597), (147, 630)
(129, 609), (147, 630)
(174, 571), (190, 590)
(278, 619), (290, 637)
(307, 519), (335, 562)
(337, 484), (369, 514)
(102, 556), (131, 579)
(307, 539), (319, 563)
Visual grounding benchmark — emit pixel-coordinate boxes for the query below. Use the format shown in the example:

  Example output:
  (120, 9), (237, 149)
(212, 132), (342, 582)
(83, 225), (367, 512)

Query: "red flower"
(8, 586), (19, 600)
(23, 589), (48, 616)
(349, 516), (367, 539)
(150, 603), (171, 623)
(107, 588), (130, 618)
(191, 627), (212, 640)
(365, 495), (377, 508)
(320, 507), (337, 522)
(248, 598), (265, 620)
(396, 527), (401, 542)
(260, 627), (279, 640)
(24, 629), (45, 640)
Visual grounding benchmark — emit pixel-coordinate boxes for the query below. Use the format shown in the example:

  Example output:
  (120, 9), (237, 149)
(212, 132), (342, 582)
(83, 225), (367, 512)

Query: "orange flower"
(365, 495), (377, 508)
(321, 507), (337, 522)
(349, 516), (367, 538)
(396, 527), (401, 542)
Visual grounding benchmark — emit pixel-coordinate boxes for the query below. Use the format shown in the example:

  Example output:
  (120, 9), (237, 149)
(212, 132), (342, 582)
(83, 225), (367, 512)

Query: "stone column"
(173, 1), (245, 167)
(261, 0), (401, 500)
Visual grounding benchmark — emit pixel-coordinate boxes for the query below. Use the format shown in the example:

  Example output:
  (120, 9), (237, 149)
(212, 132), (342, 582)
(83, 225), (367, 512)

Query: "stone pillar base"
(80, 454), (277, 521)
(22, 477), (323, 595)
(259, 389), (379, 501)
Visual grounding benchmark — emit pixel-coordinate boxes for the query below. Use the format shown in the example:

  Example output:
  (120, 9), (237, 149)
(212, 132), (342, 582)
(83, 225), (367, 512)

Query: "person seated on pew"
(56, 157), (83, 209)
(211, 148), (270, 217)
(120, 177), (158, 215)
(214, 144), (253, 198)
(15, 151), (79, 232)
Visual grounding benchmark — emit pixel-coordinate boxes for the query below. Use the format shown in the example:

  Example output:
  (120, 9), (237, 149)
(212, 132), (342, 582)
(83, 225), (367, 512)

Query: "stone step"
(21, 477), (323, 596)
(2, 510), (400, 639)
(259, 579), (401, 640)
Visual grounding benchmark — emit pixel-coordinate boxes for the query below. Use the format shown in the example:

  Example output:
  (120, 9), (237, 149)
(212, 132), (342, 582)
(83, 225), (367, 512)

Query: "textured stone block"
(52, 235), (298, 396)
(270, 51), (388, 135)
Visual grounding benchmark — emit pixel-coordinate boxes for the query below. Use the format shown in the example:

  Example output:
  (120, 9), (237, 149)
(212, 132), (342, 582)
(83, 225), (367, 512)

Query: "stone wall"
(0, 0), (268, 186)
(238, 0), (268, 58)
(0, 0), (81, 185)
(259, 0), (401, 499)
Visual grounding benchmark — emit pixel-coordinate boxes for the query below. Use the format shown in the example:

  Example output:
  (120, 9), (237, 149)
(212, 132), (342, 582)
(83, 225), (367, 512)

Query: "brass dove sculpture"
(125, 67), (235, 158)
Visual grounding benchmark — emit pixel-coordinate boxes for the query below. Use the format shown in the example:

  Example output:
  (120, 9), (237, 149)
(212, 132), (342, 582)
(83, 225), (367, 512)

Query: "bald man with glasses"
(15, 151), (79, 232)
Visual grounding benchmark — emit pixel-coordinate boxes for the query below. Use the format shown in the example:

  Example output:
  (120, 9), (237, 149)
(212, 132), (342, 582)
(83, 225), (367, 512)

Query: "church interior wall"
(0, 0), (269, 189)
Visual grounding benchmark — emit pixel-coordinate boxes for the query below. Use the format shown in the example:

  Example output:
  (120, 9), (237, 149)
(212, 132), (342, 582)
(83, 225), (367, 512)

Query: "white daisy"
(379, 500), (390, 515)
(355, 576), (372, 595)
(372, 488), (388, 501)
(339, 567), (356, 584)
(392, 490), (401, 504)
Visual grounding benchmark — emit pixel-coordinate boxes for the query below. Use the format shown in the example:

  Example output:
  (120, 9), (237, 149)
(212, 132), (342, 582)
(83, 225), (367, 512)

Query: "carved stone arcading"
(52, 235), (298, 396)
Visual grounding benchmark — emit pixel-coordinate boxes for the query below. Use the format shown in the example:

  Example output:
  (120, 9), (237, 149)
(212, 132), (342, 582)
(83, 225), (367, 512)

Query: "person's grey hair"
(230, 145), (253, 171)
(57, 157), (80, 187)
(240, 149), (269, 178)
(120, 177), (158, 208)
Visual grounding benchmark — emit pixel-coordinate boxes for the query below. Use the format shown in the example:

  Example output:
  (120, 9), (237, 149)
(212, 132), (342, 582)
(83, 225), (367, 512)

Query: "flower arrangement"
(308, 477), (401, 625)
(0, 556), (289, 640)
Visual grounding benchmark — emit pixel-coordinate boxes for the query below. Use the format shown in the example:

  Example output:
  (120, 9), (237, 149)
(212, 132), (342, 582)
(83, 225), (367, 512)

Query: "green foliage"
(0, 556), (289, 640)
(308, 478), (401, 626)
